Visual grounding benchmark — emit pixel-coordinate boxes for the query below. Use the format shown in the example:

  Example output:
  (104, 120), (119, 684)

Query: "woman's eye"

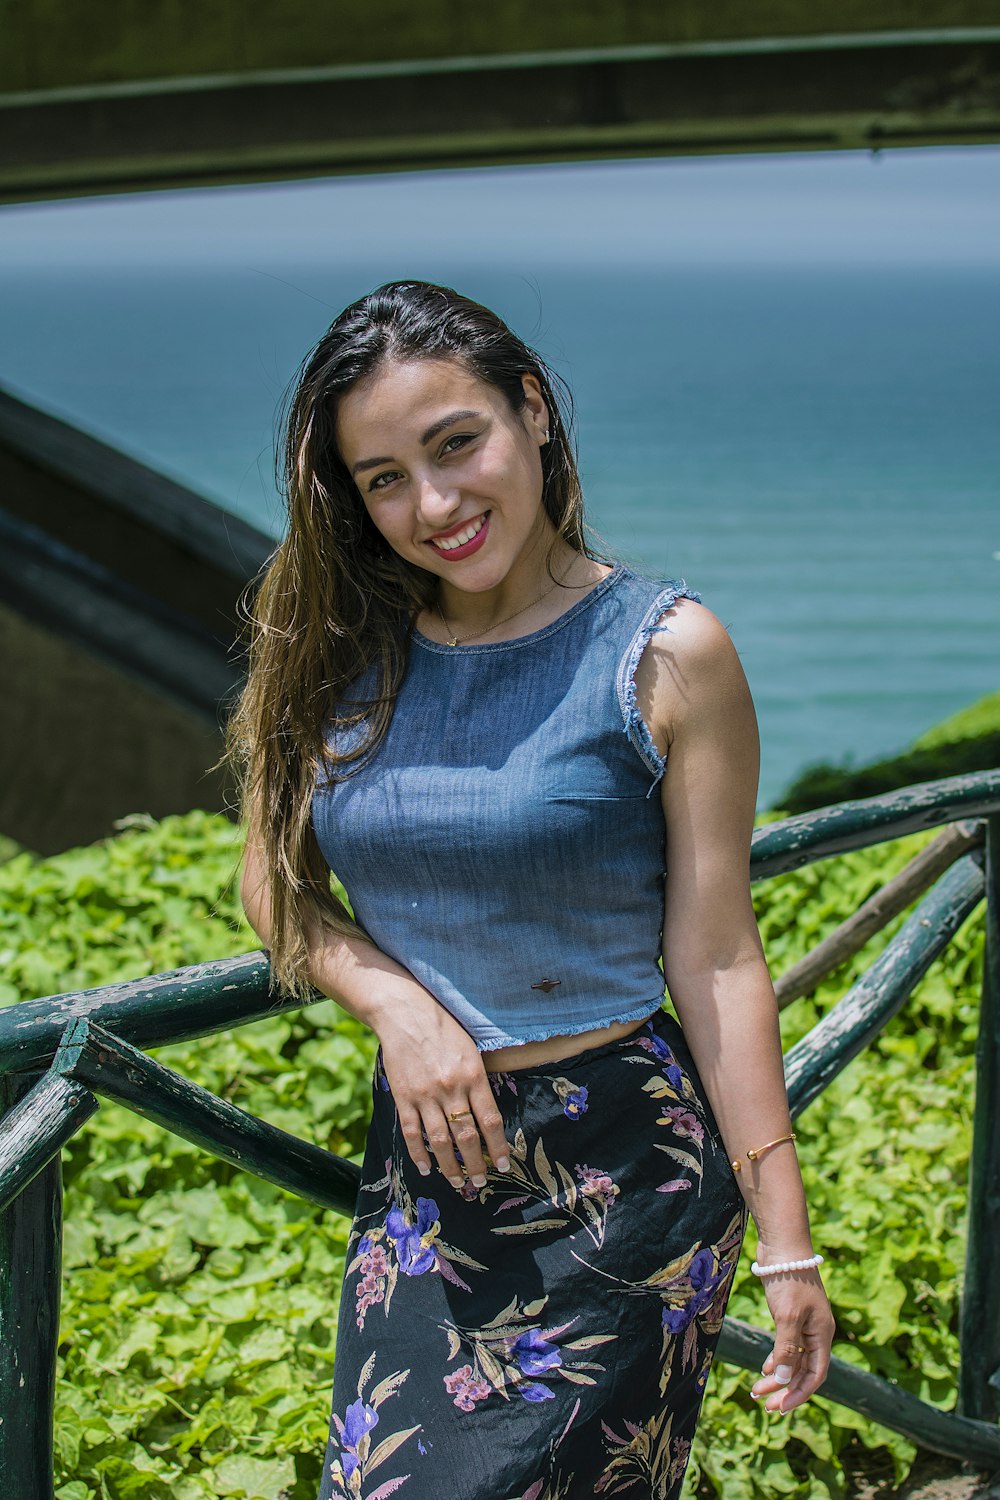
(368, 470), (401, 492)
(366, 435), (473, 491)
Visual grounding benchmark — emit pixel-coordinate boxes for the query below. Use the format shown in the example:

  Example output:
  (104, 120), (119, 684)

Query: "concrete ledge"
(0, 391), (271, 851)
(0, 600), (229, 854)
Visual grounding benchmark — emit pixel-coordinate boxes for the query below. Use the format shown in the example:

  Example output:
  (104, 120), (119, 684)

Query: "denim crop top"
(311, 563), (703, 1051)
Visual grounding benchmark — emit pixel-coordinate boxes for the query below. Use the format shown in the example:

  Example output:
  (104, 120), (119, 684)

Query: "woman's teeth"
(433, 514), (487, 550)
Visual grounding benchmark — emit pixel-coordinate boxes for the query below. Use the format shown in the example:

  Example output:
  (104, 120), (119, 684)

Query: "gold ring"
(796, 1345), (806, 1352)
(448, 1109), (474, 1122)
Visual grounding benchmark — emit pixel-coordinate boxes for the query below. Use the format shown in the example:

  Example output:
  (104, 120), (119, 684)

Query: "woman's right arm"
(239, 826), (512, 1189)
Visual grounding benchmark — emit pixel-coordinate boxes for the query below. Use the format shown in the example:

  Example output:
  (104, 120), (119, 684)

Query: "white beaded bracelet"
(751, 1253), (824, 1277)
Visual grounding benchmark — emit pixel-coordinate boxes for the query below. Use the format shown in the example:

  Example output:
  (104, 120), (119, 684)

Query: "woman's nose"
(416, 476), (461, 525)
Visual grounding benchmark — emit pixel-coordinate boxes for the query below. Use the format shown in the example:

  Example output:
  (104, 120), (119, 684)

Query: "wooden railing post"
(0, 1071), (60, 1499)
(958, 813), (1000, 1423)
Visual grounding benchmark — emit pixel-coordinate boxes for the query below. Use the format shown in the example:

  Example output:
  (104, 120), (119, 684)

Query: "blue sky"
(1, 145), (998, 270)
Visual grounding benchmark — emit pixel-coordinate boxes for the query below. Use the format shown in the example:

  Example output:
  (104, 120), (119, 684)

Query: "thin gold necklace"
(436, 577), (560, 647)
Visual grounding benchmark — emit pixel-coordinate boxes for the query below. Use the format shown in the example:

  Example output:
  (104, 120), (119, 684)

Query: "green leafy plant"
(774, 688), (1000, 813)
(0, 807), (985, 1499)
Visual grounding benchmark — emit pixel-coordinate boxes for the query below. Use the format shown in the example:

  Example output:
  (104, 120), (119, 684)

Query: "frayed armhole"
(615, 580), (703, 798)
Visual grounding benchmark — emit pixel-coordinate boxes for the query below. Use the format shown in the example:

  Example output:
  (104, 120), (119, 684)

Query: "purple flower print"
(353, 1237), (390, 1330)
(575, 1164), (620, 1207)
(444, 1363), (492, 1412)
(640, 1022), (671, 1061)
(661, 1249), (732, 1335)
(669, 1435), (692, 1485)
(512, 1329), (563, 1377)
(386, 1196), (441, 1275)
(661, 1057), (686, 1092)
(661, 1106), (704, 1145)
(640, 1023), (687, 1090)
(552, 1075), (590, 1119)
(519, 1381), (556, 1402)
(339, 1397), (378, 1481)
(563, 1086), (589, 1119)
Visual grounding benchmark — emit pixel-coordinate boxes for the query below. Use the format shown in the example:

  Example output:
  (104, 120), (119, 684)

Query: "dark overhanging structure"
(2, 2), (999, 851)
(3, 7), (1000, 199)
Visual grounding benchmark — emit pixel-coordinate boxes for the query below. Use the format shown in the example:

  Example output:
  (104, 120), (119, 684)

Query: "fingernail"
(497, 1157), (511, 1173)
(417, 1162), (430, 1176)
(472, 1174), (487, 1188)
(749, 1388), (760, 1400)
(449, 1176), (464, 1189)
(775, 1365), (793, 1383)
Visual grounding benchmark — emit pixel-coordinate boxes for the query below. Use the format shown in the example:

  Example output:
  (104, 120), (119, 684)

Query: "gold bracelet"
(730, 1132), (796, 1173)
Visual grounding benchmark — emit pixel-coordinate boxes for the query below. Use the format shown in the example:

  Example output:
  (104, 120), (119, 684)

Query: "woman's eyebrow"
(350, 409), (483, 478)
(351, 453), (394, 478)
(420, 408), (482, 445)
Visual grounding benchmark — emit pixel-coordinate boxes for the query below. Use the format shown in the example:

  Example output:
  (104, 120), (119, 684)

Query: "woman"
(233, 280), (835, 1500)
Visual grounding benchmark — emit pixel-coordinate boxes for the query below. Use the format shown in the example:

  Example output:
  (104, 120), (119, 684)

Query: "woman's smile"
(426, 510), (491, 560)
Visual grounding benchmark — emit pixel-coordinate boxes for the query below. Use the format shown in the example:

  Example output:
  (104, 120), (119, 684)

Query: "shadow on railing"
(1, 769), (999, 1496)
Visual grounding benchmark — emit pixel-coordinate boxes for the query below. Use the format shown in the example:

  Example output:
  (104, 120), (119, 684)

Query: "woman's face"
(334, 356), (551, 594)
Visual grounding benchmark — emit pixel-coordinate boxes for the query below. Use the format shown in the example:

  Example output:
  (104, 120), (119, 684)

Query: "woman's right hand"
(240, 830), (512, 1189)
(376, 997), (513, 1191)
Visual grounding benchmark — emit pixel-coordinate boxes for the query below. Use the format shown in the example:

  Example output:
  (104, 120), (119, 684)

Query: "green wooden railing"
(2, 769), (999, 1495)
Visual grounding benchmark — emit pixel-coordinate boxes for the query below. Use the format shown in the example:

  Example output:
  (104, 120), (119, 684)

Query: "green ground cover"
(0, 774), (987, 1498)
(774, 689), (1000, 813)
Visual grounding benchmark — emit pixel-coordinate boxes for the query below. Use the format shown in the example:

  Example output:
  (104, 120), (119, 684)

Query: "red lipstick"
(426, 511), (490, 561)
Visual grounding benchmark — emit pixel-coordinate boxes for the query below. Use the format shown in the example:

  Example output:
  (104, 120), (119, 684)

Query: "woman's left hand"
(749, 1266), (836, 1414)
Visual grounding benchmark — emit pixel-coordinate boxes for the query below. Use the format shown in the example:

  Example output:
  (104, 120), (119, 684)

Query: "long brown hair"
(224, 279), (602, 998)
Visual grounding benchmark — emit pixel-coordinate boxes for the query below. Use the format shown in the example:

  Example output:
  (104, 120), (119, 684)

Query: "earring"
(543, 429), (551, 444)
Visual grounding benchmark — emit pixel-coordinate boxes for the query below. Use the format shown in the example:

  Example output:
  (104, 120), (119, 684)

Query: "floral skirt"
(317, 1005), (748, 1500)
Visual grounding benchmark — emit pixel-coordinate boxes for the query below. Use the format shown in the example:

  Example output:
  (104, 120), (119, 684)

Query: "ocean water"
(1, 261), (997, 810)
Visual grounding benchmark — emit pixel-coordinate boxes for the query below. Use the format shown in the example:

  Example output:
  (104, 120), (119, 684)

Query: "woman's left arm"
(636, 596), (836, 1415)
